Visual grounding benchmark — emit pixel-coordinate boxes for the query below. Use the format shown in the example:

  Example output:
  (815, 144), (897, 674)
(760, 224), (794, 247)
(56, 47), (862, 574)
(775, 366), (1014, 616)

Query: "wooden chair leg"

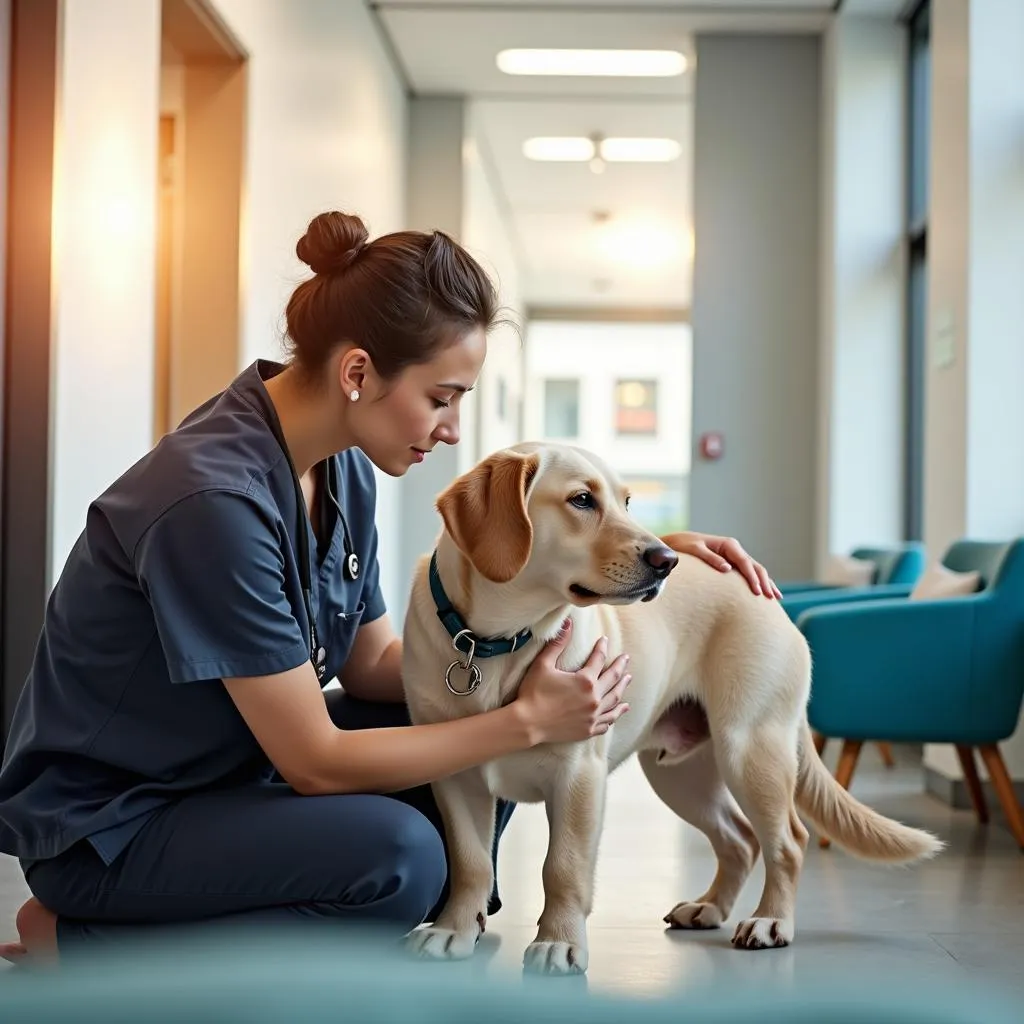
(955, 745), (989, 824)
(876, 742), (896, 768)
(978, 744), (1024, 851)
(813, 731), (827, 756)
(820, 740), (863, 849)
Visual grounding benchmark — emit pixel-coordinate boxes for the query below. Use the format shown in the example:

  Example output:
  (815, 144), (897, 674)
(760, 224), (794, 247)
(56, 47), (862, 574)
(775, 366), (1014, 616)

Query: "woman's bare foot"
(0, 898), (58, 965)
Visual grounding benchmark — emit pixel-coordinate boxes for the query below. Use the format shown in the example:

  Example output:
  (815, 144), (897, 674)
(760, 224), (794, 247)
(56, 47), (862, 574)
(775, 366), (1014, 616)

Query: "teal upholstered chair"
(781, 542), (928, 623)
(783, 543), (928, 774)
(796, 538), (1024, 851)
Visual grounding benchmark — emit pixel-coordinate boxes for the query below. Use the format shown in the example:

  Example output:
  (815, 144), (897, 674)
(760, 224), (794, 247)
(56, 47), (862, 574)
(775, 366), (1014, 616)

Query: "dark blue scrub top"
(0, 360), (387, 865)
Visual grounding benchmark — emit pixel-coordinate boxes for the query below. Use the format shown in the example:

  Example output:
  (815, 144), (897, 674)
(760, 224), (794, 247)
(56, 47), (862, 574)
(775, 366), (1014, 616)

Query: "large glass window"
(543, 379), (580, 438)
(904, 0), (930, 541)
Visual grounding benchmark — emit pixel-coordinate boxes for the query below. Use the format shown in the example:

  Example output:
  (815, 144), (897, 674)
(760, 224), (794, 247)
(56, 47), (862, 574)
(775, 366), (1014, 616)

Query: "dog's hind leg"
(715, 721), (809, 950)
(639, 742), (759, 931)
(523, 759), (607, 976)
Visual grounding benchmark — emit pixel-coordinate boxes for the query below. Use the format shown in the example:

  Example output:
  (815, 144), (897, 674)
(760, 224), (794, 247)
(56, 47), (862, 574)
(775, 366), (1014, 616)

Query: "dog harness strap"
(428, 552), (532, 659)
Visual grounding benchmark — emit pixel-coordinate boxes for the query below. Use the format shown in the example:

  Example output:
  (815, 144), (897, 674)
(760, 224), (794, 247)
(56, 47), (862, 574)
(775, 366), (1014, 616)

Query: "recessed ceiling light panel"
(522, 136), (595, 162)
(497, 48), (687, 78)
(601, 137), (682, 163)
(523, 136), (681, 164)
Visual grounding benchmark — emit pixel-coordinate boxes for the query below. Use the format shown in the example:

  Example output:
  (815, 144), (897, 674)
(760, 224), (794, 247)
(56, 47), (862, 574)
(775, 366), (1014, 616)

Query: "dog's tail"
(794, 720), (944, 863)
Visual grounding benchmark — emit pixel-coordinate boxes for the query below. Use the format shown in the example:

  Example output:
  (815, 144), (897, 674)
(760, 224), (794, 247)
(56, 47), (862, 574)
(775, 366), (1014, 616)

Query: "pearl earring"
(349, 389), (360, 402)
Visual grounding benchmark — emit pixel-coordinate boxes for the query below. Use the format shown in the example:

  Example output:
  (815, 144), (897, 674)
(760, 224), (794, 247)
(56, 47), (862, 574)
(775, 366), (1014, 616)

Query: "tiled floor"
(1, 745), (1021, 1003)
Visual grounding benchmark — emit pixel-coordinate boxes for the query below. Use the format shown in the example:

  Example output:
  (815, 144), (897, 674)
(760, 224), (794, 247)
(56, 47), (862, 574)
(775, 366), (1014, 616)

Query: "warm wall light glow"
(498, 48), (687, 77)
(67, 131), (154, 297)
(523, 136), (595, 162)
(601, 137), (682, 163)
(99, 195), (141, 240)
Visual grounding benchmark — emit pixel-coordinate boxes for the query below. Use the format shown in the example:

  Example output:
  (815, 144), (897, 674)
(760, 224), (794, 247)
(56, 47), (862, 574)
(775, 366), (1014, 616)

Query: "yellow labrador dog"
(402, 443), (942, 974)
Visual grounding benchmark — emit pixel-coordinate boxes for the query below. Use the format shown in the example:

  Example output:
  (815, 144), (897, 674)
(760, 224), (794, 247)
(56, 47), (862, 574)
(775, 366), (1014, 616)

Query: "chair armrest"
(777, 580), (836, 595)
(782, 583), (913, 622)
(797, 598), (978, 741)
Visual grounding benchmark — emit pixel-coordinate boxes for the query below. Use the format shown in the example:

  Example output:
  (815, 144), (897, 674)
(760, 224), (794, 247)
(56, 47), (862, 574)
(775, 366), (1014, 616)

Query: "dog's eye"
(569, 491), (596, 510)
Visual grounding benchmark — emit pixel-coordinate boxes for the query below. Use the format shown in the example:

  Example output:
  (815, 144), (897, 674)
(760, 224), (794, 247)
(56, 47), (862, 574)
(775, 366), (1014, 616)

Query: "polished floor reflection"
(478, 744), (1024, 998)
(1, 745), (1021, 1002)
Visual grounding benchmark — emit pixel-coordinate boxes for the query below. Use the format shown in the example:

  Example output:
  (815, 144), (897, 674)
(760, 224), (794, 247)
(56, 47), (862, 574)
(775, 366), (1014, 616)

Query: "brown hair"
(284, 211), (501, 384)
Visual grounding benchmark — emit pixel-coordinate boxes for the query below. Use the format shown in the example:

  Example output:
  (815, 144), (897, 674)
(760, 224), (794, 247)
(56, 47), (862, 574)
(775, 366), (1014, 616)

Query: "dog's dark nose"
(643, 545), (679, 578)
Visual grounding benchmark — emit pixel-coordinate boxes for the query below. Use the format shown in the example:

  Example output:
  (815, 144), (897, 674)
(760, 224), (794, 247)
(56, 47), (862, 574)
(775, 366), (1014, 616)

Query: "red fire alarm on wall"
(699, 431), (724, 461)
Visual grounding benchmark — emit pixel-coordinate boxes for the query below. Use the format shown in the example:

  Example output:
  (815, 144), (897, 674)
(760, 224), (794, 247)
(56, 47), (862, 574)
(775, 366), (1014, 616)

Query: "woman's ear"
(338, 347), (370, 397)
(436, 450), (540, 583)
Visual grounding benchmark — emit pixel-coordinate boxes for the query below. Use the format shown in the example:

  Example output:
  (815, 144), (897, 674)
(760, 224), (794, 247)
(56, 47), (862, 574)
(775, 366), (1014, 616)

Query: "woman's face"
(349, 327), (487, 477)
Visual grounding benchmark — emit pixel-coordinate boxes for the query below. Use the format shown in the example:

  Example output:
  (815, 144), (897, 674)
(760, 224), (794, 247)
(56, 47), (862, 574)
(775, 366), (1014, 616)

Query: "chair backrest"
(851, 542), (927, 585)
(941, 538), (1024, 739)
(941, 538), (1019, 590)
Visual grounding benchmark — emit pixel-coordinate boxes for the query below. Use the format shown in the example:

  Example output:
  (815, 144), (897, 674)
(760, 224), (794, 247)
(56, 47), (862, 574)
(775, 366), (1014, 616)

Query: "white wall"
(816, 15), (906, 571)
(392, 98), (527, 625)
(463, 102), (525, 463)
(690, 35), (821, 581)
(397, 97), (465, 623)
(923, 0), (1024, 784)
(50, 0), (162, 586)
(963, 0), (1024, 542)
(212, 0), (408, 617)
(524, 320), (691, 478)
(44, 0), (408, 615)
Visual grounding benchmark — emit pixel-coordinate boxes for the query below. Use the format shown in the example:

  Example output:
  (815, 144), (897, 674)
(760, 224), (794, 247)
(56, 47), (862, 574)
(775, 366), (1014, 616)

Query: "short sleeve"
(134, 489), (309, 684)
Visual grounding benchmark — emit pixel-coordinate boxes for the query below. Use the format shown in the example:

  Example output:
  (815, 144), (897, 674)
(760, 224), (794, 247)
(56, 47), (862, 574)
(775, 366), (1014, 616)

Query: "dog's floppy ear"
(436, 450), (540, 584)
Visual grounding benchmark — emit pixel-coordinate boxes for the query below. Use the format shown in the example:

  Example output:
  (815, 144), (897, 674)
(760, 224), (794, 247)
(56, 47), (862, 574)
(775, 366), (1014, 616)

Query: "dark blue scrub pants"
(23, 691), (514, 951)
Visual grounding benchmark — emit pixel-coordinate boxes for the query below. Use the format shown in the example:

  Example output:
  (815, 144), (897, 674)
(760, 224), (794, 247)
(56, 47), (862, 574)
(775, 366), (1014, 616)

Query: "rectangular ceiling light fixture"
(497, 48), (687, 77)
(601, 137), (682, 162)
(523, 137), (681, 163)
(522, 136), (596, 161)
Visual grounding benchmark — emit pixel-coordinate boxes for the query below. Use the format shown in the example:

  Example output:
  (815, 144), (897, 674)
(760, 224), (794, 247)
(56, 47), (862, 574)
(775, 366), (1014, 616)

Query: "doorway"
(157, 0), (247, 439)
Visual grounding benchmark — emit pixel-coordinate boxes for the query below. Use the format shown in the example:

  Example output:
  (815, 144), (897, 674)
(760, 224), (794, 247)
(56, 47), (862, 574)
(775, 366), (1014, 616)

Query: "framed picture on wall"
(614, 379), (658, 436)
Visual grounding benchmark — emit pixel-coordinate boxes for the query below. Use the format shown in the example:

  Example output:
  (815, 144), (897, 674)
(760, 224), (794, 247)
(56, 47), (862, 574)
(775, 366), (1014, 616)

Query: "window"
(496, 376), (507, 422)
(543, 379), (579, 438)
(904, 0), (930, 541)
(623, 474), (688, 535)
(614, 379), (658, 436)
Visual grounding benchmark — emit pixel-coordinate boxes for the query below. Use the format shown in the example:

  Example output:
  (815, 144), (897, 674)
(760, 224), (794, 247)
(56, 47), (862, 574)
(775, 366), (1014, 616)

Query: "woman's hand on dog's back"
(514, 618), (632, 746)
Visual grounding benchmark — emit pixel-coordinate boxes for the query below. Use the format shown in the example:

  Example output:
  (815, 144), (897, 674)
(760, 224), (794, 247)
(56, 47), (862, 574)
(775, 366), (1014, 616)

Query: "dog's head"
(435, 442), (679, 608)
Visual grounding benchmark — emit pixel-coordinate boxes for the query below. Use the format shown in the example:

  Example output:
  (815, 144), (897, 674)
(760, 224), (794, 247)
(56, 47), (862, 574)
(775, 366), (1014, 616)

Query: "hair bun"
(296, 211), (369, 276)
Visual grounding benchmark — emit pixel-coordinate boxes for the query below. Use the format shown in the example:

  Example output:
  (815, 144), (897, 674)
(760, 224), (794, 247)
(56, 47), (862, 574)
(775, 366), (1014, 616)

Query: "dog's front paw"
(731, 917), (793, 950)
(523, 940), (588, 976)
(406, 924), (481, 961)
(663, 901), (724, 930)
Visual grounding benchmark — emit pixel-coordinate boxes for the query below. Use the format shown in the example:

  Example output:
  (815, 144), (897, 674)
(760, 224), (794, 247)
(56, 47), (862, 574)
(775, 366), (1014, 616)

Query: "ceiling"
(372, 0), (906, 310)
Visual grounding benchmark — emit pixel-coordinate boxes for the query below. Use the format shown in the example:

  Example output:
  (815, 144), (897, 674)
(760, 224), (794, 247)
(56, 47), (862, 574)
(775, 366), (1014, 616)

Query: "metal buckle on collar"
(445, 628), (482, 696)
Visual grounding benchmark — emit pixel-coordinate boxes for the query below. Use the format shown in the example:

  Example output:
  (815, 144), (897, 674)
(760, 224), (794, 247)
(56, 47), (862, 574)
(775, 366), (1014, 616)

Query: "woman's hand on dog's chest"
(514, 617), (632, 747)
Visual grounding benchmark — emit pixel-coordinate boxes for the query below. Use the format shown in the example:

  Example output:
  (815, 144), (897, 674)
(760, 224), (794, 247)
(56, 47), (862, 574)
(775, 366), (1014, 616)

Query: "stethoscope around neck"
(264, 410), (360, 681)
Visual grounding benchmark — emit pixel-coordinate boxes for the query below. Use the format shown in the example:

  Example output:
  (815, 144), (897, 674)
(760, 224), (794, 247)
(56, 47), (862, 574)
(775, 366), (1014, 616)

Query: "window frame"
(903, 0), (930, 542)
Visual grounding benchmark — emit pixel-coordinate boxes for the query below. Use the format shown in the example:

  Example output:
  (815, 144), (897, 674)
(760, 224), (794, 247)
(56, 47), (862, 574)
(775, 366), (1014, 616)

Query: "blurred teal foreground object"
(0, 926), (1020, 1023)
